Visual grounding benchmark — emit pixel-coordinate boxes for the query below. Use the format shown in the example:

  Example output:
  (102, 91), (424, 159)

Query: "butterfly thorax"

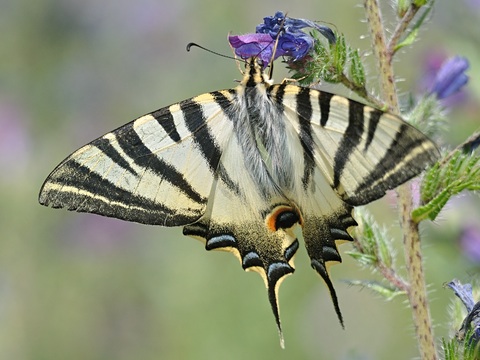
(233, 58), (294, 196)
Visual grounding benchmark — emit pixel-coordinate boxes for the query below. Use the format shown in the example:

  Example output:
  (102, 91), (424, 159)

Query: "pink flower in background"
(0, 100), (31, 181)
(460, 223), (480, 263)
(62, 215), (136, 254)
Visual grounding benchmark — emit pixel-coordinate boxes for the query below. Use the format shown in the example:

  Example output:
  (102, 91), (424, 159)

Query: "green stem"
(363, 1), (438, 359)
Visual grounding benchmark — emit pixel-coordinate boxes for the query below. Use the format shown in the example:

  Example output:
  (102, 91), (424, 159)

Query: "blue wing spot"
(242, 251), (263, 269)
(206, 234), (237, 251)
(284, 239), (299, 262)
(330, 227), (353, 241)
(322, 246), (341, 263)
(267, 262), (294, 283)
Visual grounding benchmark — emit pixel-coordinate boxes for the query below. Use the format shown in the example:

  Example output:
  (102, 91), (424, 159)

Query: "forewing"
(279, 85), (440, 206)
(39, 91), (236, 226)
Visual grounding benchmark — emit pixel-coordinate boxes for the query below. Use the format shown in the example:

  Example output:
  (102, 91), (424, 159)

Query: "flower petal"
(228, 34), (275, 63)
(431, 56), (469, 100)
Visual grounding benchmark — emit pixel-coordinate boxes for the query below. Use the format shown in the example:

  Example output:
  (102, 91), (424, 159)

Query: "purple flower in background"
(430, 56), (469, 100)
(419, 53), (469, 107)
(0, 99), (30, 181)
(62, 215), (136, 254)
(229, 11), (335, 66)
(465, 0), (480, 10)
(460, 223), (480, 263)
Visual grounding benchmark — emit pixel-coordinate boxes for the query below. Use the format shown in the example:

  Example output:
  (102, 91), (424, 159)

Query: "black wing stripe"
(333, 100), (365, 189)
(211, 90), (235, 115)
(295, 87), (316, 187)
(180, 99), (221, 173)
(347, 123), (436, 205)
(115, 122), (207, 204)
(364, 109), (382, 152)
(42, 160), (195, 225)
(180, 97), (240, 195)
(92, 138), (138, 176)
(151, 107), (181, 142)
(319, 92), (334, 127)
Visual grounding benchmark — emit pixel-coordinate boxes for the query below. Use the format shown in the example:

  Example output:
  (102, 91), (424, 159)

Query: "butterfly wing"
(39, 91), (237, 226)
(279, 86), (440, 205)
(274, 83), (439, 325)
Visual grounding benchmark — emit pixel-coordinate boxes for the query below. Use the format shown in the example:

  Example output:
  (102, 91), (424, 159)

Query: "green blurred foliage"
(1, 0), (480, 359)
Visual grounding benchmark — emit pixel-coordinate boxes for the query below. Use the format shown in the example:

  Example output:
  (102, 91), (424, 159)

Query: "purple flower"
(256, 11), (336, 45)
(465, 0), (480, 10)
(447, 279), (476, 312)
(228, 33), (276, 65)
(460, 223), (480, 263)
(447, 279), (480, 344)
(228, 11), (335, 66)
(430, 56), (469, 100)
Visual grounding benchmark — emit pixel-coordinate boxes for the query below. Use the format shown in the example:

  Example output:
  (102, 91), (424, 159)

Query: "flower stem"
(363, 1), (438, 359)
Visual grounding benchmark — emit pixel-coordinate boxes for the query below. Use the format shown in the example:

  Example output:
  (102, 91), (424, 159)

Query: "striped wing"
(278, 84), (440, 205)
(267, 83), (440, 331)
(39, 91), (236, 226)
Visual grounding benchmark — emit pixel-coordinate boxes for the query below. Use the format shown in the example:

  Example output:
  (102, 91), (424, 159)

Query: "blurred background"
(2, 0), (480, 359)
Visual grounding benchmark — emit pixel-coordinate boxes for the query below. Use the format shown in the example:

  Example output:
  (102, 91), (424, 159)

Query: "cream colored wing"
(39, 91), (238, 226)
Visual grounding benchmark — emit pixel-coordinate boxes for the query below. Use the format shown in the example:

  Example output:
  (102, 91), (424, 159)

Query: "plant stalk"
(363, 0), (438, 359)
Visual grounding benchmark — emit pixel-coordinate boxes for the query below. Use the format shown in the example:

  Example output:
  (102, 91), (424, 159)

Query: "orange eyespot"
(265, 205), (301, 232)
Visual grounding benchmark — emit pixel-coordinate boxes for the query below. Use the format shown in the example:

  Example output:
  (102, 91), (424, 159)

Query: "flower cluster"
(228, 11), (335, 66)
(446, 280), (480, 344)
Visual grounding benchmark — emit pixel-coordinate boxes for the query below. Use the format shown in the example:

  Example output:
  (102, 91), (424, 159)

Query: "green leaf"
(349, 48), (366, 89)
(442, 337), (457, 360)
(344, 280), (406, 300)
(333, 34), (347, 77)
(394, 27), (419, 52)
(394, 4), (432, 52)
(413, 149), (480, 222)
(346, 251), (377, 266)
(396, 0), (410, 17)
(442, 328), (480, 360)
(348, 208), (395, 268)
(413, 186), (451, 222)
(413, 0), (429, 6)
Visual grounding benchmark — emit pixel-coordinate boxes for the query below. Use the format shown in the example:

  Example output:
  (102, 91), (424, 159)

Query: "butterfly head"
(241, 57), (274, 88)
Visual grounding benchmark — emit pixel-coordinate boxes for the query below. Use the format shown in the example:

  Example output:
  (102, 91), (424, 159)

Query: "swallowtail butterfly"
(39, 57), (439, 346)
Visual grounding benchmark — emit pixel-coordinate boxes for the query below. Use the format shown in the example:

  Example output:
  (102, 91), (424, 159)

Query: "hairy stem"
(363, 0), (438, 359)
(387, 4), (421, 59)
(363, 0), (399, 112)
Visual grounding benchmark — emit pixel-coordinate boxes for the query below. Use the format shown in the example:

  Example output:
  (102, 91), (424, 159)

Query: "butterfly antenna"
(186, 42), (237, 61)
(267, 13), (288, 79)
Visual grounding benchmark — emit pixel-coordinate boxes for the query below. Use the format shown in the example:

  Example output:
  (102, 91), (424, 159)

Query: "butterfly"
(39, 57), (439, 347)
